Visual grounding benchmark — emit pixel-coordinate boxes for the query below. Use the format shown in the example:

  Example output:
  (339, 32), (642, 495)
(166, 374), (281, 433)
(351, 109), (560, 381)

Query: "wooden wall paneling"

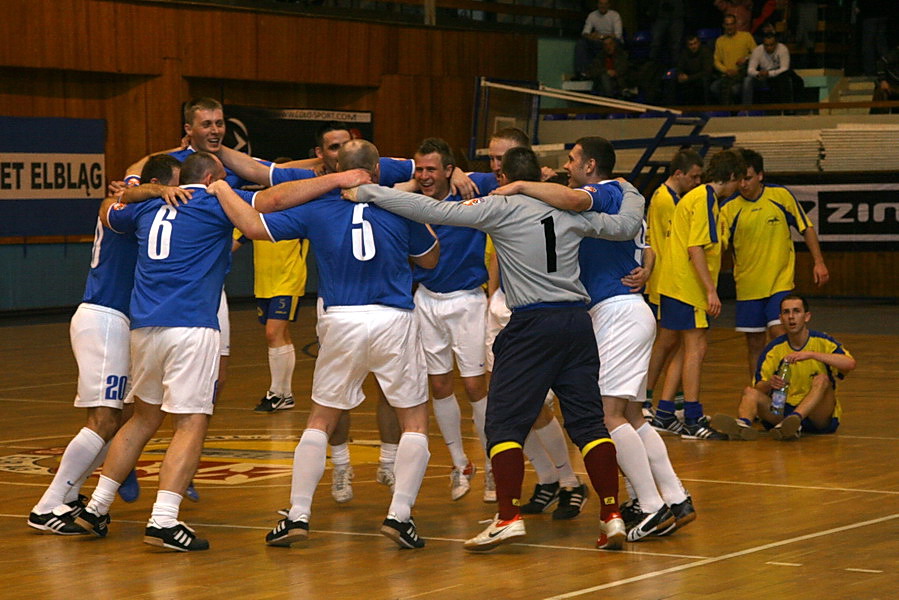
(0, 1), (39, 69)
(177, 4), (259, 81)
(393, 27), (430, 77)
(109, 1), (169, 75)
(372, 74), (430, 156)
(796, 251), (899, 298)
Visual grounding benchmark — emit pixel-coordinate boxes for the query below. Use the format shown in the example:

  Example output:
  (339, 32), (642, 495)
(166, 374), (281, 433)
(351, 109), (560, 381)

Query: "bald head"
(337, 139), (380, 175)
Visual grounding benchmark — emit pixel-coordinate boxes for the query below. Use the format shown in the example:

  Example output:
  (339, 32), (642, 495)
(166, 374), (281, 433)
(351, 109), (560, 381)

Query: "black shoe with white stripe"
(144, 520), (209, 551)
(27, 509), (87, 535)
(380, 516), (425, 549)
(266, 517), (309, 547)
(626, 505), (676, 541)
(520, 481), (561, 514)
(553, 482), (589, 520)
(74, 508), (111, 538)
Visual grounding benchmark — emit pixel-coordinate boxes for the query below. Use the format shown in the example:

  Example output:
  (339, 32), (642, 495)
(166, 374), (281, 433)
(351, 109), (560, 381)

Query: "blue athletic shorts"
(761, 402), (840, 434)
(735, 290), (791, 332)
(659, 295), (708, 330)
(256, 296), (300, 325)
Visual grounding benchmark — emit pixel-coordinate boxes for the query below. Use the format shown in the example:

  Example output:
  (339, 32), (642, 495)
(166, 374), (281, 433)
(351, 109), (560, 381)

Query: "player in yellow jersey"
(653, 149), (745, 440)
(719, 148), (829, 379)
(642, 149), (703, 425)
(711, 295), (855, 440)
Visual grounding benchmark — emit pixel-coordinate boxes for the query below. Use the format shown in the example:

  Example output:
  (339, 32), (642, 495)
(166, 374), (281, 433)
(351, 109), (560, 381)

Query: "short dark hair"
(501, 147), (541, 182)
(140, 154), (181, 186)
(183, 98), (222, 126)
(703, 148), (746, 184)
(738, 147), (764, 174)
(670, 148), (703, 174)
(338, 139), (380, 173)
(781, 294), (810, 312)
(417, 137), (455, 168)
(180, 151), (219, 184)
(315, 122), (351, 149)
(575, 136), (616, 178)
(491, 127), (531, 148)
(685, 32), (700, 43)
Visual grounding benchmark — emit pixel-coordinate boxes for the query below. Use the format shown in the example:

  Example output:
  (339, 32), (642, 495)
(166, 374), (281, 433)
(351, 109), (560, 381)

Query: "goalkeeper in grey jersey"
(347, 147), (644, 552)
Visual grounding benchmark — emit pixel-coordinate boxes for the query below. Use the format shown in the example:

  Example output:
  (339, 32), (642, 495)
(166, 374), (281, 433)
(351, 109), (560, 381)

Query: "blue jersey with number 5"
(107, 184), (234, 329)
(262, 190), (436, 310)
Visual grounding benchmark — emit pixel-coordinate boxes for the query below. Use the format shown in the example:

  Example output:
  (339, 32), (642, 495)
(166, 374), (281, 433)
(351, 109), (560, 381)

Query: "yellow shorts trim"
(581, 437), (614, 457)
(489, 441), (523, 459)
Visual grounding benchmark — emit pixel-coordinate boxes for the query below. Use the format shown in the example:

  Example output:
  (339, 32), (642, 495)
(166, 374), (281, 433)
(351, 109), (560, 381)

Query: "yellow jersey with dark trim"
(645, 183), (680, 305)
(657, 184), (723, 310)
(756, 330), (852, 420)
(252, 237), (309, 299)
(719, 184), (811, 300)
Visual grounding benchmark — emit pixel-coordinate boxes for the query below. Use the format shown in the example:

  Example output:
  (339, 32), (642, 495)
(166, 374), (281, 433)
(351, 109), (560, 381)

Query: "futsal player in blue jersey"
(74, 152), (240, 551)
(403, 138), (497, 502)
(215, 139), (439, 550)
(496, 137), (696, 543)
(27, 155), (187, 536)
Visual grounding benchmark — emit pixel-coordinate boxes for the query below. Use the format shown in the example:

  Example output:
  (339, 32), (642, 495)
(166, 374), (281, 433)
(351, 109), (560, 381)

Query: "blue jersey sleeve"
(261, 206), (309, 242)
(270, 166), (316, 186)
(378, 158), (414, 187)
(106, 202), (140, 234)
(234, 189), (256, 205)
(408, 220), (437, 257)
(582, 181), (622, 214)
(469, 172), (498, 195)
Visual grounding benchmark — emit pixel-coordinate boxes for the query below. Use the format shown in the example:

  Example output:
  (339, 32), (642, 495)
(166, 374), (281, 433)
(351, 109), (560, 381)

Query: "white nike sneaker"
(463, 514), (526, 552)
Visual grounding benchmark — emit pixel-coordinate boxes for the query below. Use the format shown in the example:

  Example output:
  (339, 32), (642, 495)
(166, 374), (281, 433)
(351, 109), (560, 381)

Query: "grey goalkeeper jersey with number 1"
(356, 182), (644, 310)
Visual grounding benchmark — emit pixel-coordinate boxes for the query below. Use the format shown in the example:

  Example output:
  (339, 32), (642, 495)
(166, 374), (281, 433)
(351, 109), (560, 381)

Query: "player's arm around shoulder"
(582, 180), (645, 240)
(493, 180), (592, 212)
(208, 179), (269, 241)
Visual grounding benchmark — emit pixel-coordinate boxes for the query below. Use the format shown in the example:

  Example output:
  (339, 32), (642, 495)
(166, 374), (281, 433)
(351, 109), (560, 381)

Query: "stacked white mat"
(718, 130), (822, 173)
(819, 124), (899, 172)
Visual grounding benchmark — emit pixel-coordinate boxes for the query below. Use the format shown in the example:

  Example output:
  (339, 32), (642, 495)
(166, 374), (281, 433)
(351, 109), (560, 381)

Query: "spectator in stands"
(575, 0), (623, 80)
(872, 46), (899, 114)
(711, 13), (756, 104)
(675, 33), (714, 104)
(742, 33), (793, 104)
(713, 0), (752, 32)
(647, 0), (685, 67)
(590, 35), (633, 98)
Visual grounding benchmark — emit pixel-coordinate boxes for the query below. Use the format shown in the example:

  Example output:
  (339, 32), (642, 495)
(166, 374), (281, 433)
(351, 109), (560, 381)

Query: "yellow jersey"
(719, 184), (811, 300)
(757, 331), (852, 420)
(657, 184), (724, 310)
(645, 183), (681, 306)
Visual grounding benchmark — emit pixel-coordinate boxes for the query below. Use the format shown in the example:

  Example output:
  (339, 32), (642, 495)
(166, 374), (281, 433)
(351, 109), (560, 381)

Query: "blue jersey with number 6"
(107, 184), (234, 330)
(261, 190), (436, 310)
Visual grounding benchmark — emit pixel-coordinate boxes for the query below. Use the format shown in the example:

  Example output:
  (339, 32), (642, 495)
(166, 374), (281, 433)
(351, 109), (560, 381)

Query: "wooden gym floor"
(1, 299), (897, 599)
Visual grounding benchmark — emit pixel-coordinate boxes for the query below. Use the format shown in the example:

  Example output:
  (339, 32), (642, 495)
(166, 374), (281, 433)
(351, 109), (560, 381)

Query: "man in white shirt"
(742, 34), (793, 105)
(575, 0), (624, 79)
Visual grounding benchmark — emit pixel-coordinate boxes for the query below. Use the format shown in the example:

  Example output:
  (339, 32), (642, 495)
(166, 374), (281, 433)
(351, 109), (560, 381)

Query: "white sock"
(150, 490), (183, 528)
(86, 474), (120, 516)
(636, 423), (688, 505)
(432, 394), (468, 469)
(288, 429), (328, 522)
(330, 443), (351, 467)
(523, 430), (557, 484)
(268, 344), (295, 397)
(387, 432), (430, 522)
(610, 423), (664, 513)
(33, 427), (106, 514)
(470, 397), (490, 472)
(379, 442), (398, 467)
(534, 418), (579, 488)
(63, 440), (110, 504)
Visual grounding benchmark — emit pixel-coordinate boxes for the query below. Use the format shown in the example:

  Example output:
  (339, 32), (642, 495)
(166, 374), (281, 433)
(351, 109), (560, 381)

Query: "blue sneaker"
(118, 469), (140, 503)
(185, 481), (200, 502)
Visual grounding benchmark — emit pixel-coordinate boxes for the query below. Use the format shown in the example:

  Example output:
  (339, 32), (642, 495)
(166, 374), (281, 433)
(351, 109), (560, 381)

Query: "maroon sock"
(490, 446), (524, 521)
(582, 441), (619, 520)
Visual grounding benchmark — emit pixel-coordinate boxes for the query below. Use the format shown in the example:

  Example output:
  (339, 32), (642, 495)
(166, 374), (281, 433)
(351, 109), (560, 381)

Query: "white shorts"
(128, 327), (220, 415)
(218, 288), (230, 357)
(312, 305), (428, 411)
(484, 288), (511, 372)
(70, 303), (131, 409)
(590, 294), (655, 401)
(414, 286), (487, 377)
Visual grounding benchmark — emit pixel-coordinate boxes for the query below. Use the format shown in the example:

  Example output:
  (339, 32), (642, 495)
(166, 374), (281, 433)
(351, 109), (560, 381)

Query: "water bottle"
(770, 361), (791, 415)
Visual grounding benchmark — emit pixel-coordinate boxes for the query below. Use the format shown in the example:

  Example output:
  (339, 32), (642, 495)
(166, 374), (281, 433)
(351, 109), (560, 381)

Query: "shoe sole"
(710, 414), (759, 441)
(463, 530), (526, 552)
(266, 529), (308, 547)
(627, 511), (676, 542)
(597, 530), (626, 550)
(73, 516), (106, 538)
(26, 520), (86, 536)
(142, 535), (208, 552)
(380, 524), (424, 549)
(772, 415), (801, 441)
